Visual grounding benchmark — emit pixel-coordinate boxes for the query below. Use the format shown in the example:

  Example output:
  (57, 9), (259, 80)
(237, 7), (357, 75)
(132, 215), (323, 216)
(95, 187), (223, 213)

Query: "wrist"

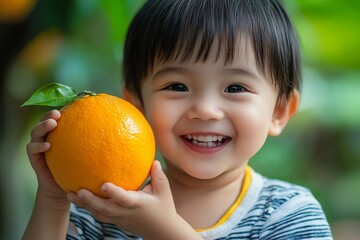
(23, 189), (70, 240)
(35, 189), (70, 211)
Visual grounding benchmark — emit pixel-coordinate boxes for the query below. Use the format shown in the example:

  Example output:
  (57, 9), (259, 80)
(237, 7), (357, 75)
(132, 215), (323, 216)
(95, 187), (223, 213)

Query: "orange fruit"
(45, 93), (155, 197)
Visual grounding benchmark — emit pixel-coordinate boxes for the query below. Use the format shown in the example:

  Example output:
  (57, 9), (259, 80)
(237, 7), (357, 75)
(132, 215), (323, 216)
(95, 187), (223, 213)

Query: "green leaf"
(21, 83), (78, 107)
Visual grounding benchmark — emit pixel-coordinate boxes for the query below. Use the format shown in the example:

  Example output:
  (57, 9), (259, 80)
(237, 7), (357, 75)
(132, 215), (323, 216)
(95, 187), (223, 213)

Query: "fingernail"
(101, 184), (107, 192)
(78, 190), (86, 199)
(156, 160), (163, 171)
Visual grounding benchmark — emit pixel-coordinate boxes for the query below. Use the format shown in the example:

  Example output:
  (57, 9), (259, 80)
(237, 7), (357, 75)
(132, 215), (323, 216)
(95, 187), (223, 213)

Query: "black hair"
(123, 0), (301, 104)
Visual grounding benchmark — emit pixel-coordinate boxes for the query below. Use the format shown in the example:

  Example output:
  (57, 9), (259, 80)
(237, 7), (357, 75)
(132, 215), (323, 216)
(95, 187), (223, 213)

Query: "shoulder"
(199, 171), (333, 240)
(67, 204), (142, 239)
(259, 174), (315, 212)
(245, 170), (323, 216)
(251, 172), (333, 239)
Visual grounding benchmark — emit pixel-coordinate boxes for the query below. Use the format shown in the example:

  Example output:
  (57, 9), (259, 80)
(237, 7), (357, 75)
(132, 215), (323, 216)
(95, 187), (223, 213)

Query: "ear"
(268, 90), (300, 136)
(122, 88), (144, 112)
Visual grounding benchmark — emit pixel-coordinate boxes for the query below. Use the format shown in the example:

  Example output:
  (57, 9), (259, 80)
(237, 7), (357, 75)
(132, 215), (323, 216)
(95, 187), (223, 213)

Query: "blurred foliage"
(0, 0), (359, 239)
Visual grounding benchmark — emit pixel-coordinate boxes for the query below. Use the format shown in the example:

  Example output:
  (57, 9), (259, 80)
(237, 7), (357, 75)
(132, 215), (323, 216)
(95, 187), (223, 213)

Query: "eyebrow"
(151, 66), (260, 81)
(222, 68), (260, 80)
(151, 67), (189, 80)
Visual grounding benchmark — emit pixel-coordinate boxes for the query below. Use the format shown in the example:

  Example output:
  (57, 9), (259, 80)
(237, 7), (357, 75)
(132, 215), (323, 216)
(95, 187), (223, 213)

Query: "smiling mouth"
(183, 135), (231, 148)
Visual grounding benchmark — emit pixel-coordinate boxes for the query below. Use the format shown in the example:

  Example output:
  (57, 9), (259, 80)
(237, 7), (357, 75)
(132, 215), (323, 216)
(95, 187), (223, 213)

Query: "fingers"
(101, 183), (140, 208)
(30, 110), (61, 143)
(70, 189), (128, 219)
(40, 109), (61, 121)
(26, 142), (50, 155)
(27, 119), (55, 159)
(67, 161), (171, 222)
(27, 110), (60, 161)
(77, 190), (115, 216)
(30, 119), (57, 142)
(70, 184), (143, 217)
(150, 160), (171, 196)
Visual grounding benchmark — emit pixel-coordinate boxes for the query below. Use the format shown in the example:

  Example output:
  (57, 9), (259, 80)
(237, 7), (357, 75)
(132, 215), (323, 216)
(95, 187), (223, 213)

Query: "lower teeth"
(192, 140), (219, 147)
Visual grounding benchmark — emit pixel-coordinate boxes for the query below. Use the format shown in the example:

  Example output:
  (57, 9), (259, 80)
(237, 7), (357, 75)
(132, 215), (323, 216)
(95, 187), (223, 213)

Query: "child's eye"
(224, 84), (246, 93)
(164, 83), (188, 92)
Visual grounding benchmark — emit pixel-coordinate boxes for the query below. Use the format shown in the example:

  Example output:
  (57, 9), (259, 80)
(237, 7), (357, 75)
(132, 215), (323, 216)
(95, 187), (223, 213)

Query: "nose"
(185, 95), (224, 121)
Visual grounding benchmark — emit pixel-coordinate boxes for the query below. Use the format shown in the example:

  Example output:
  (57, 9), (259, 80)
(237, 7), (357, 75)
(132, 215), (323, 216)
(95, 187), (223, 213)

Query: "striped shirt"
(67, 169), (333, 239)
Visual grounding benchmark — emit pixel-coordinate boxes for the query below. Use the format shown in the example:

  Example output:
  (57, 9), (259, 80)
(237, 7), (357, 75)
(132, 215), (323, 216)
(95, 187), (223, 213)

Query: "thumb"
(150, 160), (171, 196)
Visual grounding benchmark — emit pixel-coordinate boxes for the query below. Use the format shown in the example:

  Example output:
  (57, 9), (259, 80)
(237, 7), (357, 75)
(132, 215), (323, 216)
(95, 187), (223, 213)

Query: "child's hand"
(69, 160), (201, 239)
(26, 110), (66, 198)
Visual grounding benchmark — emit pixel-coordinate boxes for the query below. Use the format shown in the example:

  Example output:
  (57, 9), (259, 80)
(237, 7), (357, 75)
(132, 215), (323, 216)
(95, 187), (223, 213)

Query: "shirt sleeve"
(66, 203), (143, 240)
(260, 192), (333, 240)
(66, 204), (104, 240)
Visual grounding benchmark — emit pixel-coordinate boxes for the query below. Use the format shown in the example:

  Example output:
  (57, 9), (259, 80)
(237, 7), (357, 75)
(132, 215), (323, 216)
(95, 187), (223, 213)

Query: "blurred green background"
(1, 0), (359, 239)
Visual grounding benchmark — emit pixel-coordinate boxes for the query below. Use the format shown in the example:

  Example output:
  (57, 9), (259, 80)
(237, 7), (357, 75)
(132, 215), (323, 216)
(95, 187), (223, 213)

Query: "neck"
(165, 161), (246, 229)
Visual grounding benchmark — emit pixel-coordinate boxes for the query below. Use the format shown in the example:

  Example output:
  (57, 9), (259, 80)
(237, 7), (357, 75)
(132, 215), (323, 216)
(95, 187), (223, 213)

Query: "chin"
(184, 168), (223, 180)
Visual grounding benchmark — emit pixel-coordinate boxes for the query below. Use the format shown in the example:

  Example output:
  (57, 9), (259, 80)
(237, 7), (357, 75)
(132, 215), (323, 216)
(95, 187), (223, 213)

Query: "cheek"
(143, 99), (178, 146)
(232, 104), (272, 154)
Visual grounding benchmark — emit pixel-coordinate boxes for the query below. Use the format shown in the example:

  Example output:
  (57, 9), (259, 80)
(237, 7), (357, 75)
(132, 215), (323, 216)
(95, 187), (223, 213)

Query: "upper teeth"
(186, 135), (225, 142)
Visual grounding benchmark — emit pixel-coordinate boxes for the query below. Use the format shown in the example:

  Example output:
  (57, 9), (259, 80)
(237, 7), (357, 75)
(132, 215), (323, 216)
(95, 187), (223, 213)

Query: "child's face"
(137, 42), (281, 180)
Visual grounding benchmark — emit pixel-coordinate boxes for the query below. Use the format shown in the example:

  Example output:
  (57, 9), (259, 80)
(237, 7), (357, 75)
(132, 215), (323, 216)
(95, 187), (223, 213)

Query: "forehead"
(151, 36), (261, 77)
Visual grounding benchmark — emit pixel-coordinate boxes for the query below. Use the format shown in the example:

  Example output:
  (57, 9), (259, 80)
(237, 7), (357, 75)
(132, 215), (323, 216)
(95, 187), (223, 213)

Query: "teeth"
(186, 135), (225, 142)
(193, 141), (217, 147)
(185, 135), (227, 147)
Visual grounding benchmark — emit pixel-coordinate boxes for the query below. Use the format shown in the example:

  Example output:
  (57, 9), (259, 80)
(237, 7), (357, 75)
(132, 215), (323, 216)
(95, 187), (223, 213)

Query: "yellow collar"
(196, 166), (252, 232)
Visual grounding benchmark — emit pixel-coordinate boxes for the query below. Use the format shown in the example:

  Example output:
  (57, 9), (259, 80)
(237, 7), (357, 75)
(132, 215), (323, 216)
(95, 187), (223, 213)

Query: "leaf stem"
(77, 91), (96, 97)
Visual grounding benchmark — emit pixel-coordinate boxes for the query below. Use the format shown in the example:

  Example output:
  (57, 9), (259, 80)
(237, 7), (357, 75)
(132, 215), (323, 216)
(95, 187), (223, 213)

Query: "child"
(23, 0), (333, 239)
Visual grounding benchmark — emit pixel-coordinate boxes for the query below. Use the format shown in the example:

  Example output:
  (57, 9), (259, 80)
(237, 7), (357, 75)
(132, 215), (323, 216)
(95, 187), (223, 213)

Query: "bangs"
(127, 0), (251, 85)
(124, 0), (301, 102)
(149, 0), (247, 67)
